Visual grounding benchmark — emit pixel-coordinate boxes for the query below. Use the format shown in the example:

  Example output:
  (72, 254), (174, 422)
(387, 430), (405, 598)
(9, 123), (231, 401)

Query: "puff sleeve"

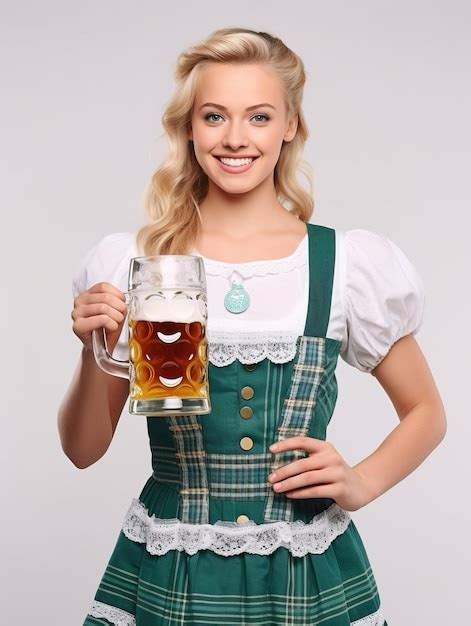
(340, 229), (426, 373)
(71, 232), (137, 360)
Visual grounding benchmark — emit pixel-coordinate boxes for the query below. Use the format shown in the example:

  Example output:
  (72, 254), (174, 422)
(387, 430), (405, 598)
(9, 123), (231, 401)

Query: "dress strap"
(304, 223), (336, 338)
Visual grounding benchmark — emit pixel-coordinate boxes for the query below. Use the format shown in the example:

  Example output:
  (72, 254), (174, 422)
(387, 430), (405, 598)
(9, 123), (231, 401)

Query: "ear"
(187, 123), (193, 142)
(283, 112), (298, 143)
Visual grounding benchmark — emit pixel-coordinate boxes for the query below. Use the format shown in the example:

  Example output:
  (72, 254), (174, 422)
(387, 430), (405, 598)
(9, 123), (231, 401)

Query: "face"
(187, 63), (298, 195)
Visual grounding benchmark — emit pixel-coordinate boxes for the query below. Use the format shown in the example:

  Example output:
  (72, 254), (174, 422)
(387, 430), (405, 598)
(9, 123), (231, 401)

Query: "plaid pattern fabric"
(82, 225), (389, 624)
(206, 452), (272, 499)
(167, 416), (209, 524)
(153, 337), (328, 521)
(152, 449), (274, 500)
(151, 445), (180, 485)
(264, 335), (326, 522)
(154, 337), (327, 518)
(152, 449), (273, 500)
(84, 518), (388, 625)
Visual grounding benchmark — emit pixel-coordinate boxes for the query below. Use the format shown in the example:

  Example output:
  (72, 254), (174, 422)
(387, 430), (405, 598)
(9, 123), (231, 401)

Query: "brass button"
(236, 514), (250, 524)
(244, 363), (257, 371)
(240, 436), (254, 451)
(240, 406), (253, 420)
(241, 386), (254, 400)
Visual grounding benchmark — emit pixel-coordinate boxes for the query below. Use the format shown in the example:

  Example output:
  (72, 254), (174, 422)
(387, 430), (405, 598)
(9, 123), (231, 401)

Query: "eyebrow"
(199, 102), (276, 112)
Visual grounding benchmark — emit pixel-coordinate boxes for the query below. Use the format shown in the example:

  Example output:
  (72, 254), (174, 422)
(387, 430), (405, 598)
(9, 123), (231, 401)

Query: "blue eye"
(252, 114), (270, 122)
(205, 113), (223, 122)
(204, 113), (270, 123)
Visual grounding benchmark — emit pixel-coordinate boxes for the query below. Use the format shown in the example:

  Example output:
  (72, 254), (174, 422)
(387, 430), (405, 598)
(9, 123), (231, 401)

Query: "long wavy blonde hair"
(135, 27), (314, 256)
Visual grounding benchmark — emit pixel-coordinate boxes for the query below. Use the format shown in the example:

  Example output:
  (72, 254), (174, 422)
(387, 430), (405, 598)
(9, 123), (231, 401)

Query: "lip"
(213, 155), (259, 174)
(215, 155), (259, 159)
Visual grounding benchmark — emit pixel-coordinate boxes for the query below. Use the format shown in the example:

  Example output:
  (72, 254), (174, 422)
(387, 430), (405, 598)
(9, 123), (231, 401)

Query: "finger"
(272, 468), (333, 493)
(75, 302), (126, 325)
(88, 281), (127, 301)
(73, 291), (128, 320)
(72, 298), (124, 323)
(86, 291), (128, 313)
(270, 436), (324, 454)
(285, 484), (334, 499)
(74, 314), (121, 335)
(268, 455), (325, 483)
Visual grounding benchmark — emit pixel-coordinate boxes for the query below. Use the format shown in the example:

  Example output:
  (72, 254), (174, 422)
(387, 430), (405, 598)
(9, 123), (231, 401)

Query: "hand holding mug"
(89, 255), (211, 417)
(71, 282), (128, 353)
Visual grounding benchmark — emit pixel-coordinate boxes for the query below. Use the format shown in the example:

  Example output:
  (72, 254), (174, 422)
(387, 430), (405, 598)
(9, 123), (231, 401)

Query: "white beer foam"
(135, 289), (205, 324)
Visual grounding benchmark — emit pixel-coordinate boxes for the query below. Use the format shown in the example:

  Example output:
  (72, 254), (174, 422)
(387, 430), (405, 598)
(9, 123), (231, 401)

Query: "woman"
(60, 27), (447, 625)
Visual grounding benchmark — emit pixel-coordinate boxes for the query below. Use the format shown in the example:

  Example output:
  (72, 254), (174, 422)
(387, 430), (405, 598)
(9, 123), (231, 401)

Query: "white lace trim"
(89, 600), (136, 625)
(122, 498), (351, 558)
(207, 329), (300, 366)
(351, 607), (386, 625)
(193, 233), (308, 278)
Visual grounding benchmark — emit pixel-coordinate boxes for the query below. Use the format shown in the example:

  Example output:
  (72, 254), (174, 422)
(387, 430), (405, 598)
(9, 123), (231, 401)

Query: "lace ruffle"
(89, 601), (136, 625)
(122, 498), (352, 558)
(194, 234), (308, 278)
(207, 329), (300, 366)
(351, 607), (387, 625)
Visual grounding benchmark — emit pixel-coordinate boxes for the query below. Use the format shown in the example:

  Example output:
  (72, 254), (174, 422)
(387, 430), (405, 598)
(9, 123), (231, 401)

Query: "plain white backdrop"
(1, 1), (469, 623)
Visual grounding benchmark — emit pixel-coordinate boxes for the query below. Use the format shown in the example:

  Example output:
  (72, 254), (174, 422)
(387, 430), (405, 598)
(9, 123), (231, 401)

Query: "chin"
(212, 180), (260, 195)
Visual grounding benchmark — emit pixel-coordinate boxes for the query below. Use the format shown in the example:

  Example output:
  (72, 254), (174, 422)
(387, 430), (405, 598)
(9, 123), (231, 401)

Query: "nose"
(222, 120), (249, 150)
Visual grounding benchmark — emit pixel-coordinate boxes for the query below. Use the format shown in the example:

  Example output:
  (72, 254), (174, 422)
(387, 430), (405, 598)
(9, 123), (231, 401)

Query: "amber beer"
(129, 319), (208, 400)
(92, 254), (211, 416)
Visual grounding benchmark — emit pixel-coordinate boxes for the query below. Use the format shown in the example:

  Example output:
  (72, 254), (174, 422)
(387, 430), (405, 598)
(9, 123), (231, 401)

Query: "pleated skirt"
(83, 479), (387, 625)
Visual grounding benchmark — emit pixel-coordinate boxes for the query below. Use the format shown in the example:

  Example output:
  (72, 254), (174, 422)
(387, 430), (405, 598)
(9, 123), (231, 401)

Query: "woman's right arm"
(57, 282), (129, 469)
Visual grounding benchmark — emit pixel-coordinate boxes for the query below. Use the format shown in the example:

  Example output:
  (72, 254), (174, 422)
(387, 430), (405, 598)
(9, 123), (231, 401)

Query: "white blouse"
(71, 227), (425, 373)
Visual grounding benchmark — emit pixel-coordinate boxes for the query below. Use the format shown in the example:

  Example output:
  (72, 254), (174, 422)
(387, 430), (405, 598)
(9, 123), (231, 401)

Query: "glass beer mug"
(92, 255), (211, 417)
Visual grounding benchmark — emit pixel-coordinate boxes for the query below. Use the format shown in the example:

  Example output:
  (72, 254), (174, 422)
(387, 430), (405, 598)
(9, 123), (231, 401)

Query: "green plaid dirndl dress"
(83, 224), (388, 625)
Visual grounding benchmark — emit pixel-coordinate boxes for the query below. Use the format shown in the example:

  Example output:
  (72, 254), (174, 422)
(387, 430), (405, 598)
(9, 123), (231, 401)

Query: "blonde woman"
(61, 27), (446, 625)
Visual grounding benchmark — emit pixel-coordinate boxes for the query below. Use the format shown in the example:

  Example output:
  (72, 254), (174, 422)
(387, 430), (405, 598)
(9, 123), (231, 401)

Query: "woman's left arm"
(352, 333), (447, 501)
(268, 334), (447, 511)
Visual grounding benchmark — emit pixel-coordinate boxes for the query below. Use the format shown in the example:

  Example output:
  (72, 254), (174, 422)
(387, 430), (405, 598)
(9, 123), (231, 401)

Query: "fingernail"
(268, 472), (277, 481)
(270, 443), (278, 451)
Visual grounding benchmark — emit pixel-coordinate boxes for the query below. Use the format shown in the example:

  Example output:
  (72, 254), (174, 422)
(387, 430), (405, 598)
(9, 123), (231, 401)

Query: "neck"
(198, 177), (289, 236)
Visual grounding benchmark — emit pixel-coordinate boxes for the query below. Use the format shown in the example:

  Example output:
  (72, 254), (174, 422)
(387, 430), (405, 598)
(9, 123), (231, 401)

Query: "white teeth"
(219, 157), (254, 166)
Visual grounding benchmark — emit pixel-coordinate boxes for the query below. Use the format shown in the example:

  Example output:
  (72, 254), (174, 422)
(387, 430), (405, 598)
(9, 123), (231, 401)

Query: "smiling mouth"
(213, 156), (260, 175)
(214, 156), (259, 165)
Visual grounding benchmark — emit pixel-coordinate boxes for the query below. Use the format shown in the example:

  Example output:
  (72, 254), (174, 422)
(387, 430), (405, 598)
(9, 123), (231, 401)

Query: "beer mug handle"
(92, 327), (129, 380)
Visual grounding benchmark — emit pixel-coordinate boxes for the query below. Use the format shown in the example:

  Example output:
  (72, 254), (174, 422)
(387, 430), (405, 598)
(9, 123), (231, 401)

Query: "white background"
(1, 1), (469, 623)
